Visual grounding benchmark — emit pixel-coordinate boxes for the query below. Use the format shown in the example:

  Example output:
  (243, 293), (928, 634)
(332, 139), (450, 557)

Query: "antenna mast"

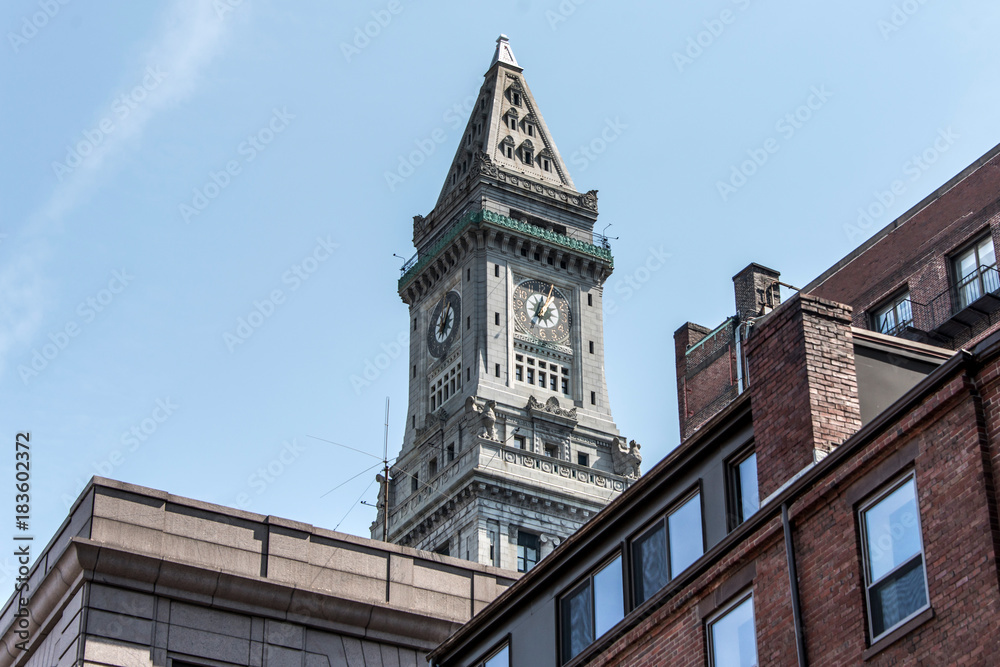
(382, 397), (390, 542)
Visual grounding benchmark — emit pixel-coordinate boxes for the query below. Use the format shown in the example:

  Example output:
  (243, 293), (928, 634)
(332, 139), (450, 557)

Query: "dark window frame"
(516, 530), (540, 573)
(471, 636), (511, 667)
(857, 470), (931, 645)
(950, 231), (999, 311)
(705, 589), (757, 667)
(725, 442), (759, 532)
(628, 484), (706, 607)
(558, 549), (626, 665)
(869, 288), (913, 336)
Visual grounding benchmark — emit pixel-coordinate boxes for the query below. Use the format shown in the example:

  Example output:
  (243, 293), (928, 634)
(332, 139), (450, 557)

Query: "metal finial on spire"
(491, 33), (518, 67)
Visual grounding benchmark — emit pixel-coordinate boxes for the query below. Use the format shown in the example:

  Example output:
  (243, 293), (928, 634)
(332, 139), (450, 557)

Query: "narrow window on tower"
(527, 368), (535, 384)
(411, 473), (419, 493)
(588, 293), (593, 306)
(495, 264), (500, 277)
(447, 443), (455, 463)
(467, 368), (470, 381)
(495, 312), (500, 325)
(591, 391), (596, 405)
(467, 316), (471, 330)
(516, 365), (523, 381)
(412, 365), (416, 378)
(467, 268), (471, 281)
(411, 415), (415, 428)
(495, 363), (501, 377)
(589, 341), (595, 354)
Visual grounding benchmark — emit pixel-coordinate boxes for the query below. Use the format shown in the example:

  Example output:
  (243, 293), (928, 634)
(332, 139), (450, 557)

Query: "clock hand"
(438, 302), (450, 335)
(539, 284), (555, 319)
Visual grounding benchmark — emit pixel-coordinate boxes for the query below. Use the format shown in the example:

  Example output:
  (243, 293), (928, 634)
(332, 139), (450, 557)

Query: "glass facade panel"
(863, 478), (921, 581)
(668, 494), (703, 577)
(737, 453), (759, 522)
(861, 475), (929, 640)
(561, 583), (593, 663)
(593, 556), (624, 637)
(484, 643), (509, 667)
(632, 522), (668, 605)
(709, 595), (757, 667)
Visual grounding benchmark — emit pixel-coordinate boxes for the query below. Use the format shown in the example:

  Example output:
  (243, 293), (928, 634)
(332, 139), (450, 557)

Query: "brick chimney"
(674, 321), (738, 441)
(746, 293), (862, 499)
(733, 263), (781, 321)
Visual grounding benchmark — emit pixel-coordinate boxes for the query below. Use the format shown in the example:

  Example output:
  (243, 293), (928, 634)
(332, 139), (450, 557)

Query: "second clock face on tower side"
(426, 290), (461, 358)
(513, 279), (573, 344)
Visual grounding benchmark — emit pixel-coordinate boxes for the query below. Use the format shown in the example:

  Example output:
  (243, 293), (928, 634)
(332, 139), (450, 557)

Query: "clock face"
(513, 279), (572, 344)
(426, 290), (461, 358)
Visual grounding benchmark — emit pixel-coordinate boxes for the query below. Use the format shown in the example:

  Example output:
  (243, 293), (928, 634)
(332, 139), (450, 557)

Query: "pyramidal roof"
(435, 35), (576, 207)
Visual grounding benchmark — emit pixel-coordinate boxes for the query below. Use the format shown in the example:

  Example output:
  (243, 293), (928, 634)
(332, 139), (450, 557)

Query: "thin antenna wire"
(307, 434), (386, 461)
(334, 476), (377, 531)
(319, 461), (383, 498)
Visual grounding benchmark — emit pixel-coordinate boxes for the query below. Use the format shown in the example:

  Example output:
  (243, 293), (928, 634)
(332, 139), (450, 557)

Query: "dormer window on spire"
(520, 139), (534, 165)
(500, 136), (515, 160)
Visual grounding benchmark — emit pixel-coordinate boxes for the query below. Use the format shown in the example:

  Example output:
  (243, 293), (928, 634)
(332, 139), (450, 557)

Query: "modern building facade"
(428, 143), (1000, 666)
(0, 478), (515, 667)
(373, 37), (641, 571)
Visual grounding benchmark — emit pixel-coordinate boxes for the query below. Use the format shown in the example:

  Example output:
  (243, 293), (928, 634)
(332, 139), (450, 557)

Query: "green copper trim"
(398, 209), (614, 291)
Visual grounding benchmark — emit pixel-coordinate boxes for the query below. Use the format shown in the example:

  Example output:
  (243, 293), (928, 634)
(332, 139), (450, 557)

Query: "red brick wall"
(675, 322), (738, 440)
(747, 293), (862, 499)
(588, 352), (1000, 666)
(810, 151), (1000, 350)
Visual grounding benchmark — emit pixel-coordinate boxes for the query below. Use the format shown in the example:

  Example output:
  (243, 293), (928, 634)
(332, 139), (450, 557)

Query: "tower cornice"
(398, 207), (613, 295)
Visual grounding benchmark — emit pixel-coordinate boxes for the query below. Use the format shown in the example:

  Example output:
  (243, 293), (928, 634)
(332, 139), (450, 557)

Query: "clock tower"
(372, 36), (641, 570)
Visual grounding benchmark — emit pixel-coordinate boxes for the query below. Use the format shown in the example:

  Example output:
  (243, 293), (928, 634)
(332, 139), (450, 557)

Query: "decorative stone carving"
(527, 395), (578, 421)
(581, 189), (599, 211)
(470, 151), (498, 178)
(612, 438), (642, 479)
(466, 396), (499, 440)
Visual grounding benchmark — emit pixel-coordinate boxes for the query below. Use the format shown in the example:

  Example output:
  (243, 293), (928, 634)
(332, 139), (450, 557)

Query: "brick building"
(427, 143), (1000, 665)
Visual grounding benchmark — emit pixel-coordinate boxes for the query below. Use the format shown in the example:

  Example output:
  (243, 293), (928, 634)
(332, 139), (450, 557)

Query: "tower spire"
(433, 34), (576, 211)
(491, 33), (519, 68)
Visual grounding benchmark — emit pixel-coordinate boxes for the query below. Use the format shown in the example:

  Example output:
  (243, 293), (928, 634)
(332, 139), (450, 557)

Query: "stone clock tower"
(372, 36), (641, 571)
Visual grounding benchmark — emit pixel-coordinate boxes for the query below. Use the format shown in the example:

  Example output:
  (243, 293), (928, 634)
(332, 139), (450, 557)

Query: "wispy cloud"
(38, 0), (236, 224)
(4, 0), (241, 378)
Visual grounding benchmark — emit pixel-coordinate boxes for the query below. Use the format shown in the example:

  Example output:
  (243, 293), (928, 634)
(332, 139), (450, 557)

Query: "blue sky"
(3, 0), (1000, 577)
